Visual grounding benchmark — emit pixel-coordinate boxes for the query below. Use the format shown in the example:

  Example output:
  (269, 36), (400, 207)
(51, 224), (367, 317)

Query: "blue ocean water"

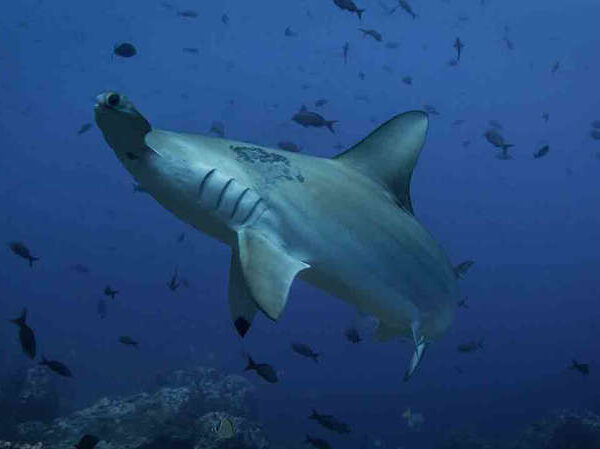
(1, 1), (599, 448)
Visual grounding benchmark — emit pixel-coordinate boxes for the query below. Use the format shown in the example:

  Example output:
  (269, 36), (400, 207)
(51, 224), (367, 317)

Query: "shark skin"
(94, 91), (459, 380)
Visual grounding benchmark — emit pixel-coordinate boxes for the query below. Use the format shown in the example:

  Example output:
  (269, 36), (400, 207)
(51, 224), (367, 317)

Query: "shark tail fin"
(334, 111), (428, 214)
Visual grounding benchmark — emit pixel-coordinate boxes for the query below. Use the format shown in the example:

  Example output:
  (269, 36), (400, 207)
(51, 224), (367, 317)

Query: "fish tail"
(28, 256), (39, 267)
(10, 308), (27, 326)
(326, 121), (337, 133)
(312, 353), (321, 364)
(357, 9), (365, 20)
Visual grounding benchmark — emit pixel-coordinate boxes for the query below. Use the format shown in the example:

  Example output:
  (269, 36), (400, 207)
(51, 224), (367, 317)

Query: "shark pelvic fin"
(403, 322), (428, 381)
(228, 244), (258, 337)
(333, 111), (429, 214)
(237, 229), (309, 321)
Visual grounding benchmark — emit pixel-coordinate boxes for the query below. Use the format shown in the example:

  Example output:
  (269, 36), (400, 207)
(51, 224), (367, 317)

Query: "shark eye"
(106, 93), (121, 107)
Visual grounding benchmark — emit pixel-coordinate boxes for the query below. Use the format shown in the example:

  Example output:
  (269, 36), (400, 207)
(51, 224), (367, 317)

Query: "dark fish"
(291, 343), (320, 363)
(344, 327), (362, 343)
(113, 42), (137, 58)
(393, 0), (417, 19)
(533, 145), (550, 159)
(10, 308), (36, 359)
(40, 356), (73, 377)
(167, 268), (180, 292)
(484, 129), (513, 151)
(183, 47), (199, 55)
(343, 42), (350, 64)
(277, 141), (301, 152)
(177, 232), (185, 243)
(551, 60), (560, 73)
(457, 339), (484, 353)
(70, 263), (91, 274)
(333, 0), (365, 20)
(315, 99), (328, 108)
(209, 121), (225, 137)
(97, 299), (107, 319)
(590, 130), (600, 140)
(77, 123), (92, 135)
(177, 10), (199, 18)
(457, 298), (469, 309)
(359, 28), (382, 42)
(133, 182), (148, 194)
(358, 72), (365, 80)
(8, 241), (39, 267)
(502, 37), (514, 50)
(292, 106), (337, 133)
(402, 76), (412, 85)
(75, 434), (100, 449)
(309, 409), (351, 434)
(284, 27), (298, 37)
(305, 435), (332, 449)
(245, 355), (278, 383)
(462, 140), (471, 148)
(104, 285), (119, 299)
(570, 359), (590, 376)
(447, 58), (458, 67)
(221, 13), (229, 25)
(119, 336), (139, 348)
(542, 112), (549, 123)
(453, 260), (474, 279)
(454, 37), (464, 61)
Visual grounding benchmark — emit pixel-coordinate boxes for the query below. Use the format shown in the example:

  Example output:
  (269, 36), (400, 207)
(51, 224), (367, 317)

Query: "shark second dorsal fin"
(334, 111), (429, 214)
(237, 229), (309, 320)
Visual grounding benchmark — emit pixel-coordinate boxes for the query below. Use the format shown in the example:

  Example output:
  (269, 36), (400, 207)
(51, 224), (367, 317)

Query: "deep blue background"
(1, 0), (599, 448)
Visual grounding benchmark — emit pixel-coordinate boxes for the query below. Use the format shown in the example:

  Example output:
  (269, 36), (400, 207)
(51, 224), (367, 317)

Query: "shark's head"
(94, 91), (153, 167)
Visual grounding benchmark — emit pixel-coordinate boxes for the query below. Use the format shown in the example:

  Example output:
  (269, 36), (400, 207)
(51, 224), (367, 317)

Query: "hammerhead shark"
(94, 91), (460, 380)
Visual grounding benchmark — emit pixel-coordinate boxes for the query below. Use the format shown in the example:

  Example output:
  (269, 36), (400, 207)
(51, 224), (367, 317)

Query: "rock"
(15, 366), (267, 449)
(441, 431), (496, 449)
(0, 442), (44, 449)
(14, 367), (59, 423)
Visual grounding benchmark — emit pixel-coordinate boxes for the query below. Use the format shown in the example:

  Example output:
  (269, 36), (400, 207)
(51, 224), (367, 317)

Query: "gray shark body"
(94, 92), (459, 379)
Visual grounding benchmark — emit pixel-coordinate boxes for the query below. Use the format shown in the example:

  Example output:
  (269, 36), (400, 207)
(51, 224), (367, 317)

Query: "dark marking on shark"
(230, 145), (305, 185)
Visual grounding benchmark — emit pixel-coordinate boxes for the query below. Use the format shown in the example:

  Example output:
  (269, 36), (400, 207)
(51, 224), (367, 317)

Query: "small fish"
(590, 130), (600, 140)
(9, 308), (36, 359)
(305, 435), (332, 449)
(167, 268), (180, 292)
(359, 28), (383, 42)
(385, 41), (400, 49)
(453, 260), (474, 279)
(119, 336), (139, 348)
(75, 434), (100, 449)
(462, 140), (471, 148)
(40, 356), (73, 377)
(284, 27), (298, 37)
(344, 327), (362, 343)
(551, 60), (560, 73)
(542, 112), (549, 123)
(401, 76), (412, 85)
(570, 359), (590, 376)
(315, 98), (328, 108)
(209, 121), (225, 137)
(358, 71), (365, 80)
(104, 285), (119, 299)
(292, 105), (337, 133)
(591, 120), (600, 129)
(457, 339), (484, 353)
(454, 37), (464, 61)
(183, 47), (199, 55)
(77, 123), (92, 135)
(502, 37), (514, 50)
(402, 408), (425, 428)
(221, 13), (229, 25)
(309, 409), (351, 434)
(291, 342), (320, 363)
(333, 0), (365, 20)
(70, 263), (90, 274)
(484, 129), (513, 151)
(213, 417), (236, 439)
(245, 355), (278, 383)
(8, 241), (39, 267)
(393, 0), (417, 19)
(277, 141), (301, 152)
(457, 298), (469, 309)
(177, 10), (199, 18)
(343, 42), (350, 64)
(533, 144), (550, 159)
(97, 299), (107, 319)
(177, 232), (185, 243)
(113, 42), (137, 58)
(423, 105), (440, 116)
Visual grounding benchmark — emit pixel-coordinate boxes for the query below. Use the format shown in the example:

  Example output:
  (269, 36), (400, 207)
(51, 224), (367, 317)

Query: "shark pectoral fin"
(228, 246), (258, 337)
(333, 111), (428, 214)
(237, 229), (309, 321)
(403, 339), (427, 382)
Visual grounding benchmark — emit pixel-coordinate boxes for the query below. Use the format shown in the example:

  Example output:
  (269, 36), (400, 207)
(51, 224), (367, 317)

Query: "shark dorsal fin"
(334, 111), (429, 214)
